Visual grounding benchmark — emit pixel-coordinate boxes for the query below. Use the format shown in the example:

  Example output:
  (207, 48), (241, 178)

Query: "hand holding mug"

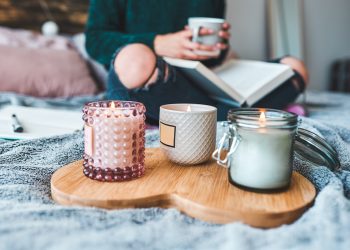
(154, 29), (220, 61)
(154, 18), (231, 60)
(217, 22), (231, 50)
(188, 18), (230, 56)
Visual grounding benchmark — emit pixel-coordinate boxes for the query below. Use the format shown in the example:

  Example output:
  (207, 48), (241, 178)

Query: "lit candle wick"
(187, 105), (192, 112)
(259, 111), (266, 127)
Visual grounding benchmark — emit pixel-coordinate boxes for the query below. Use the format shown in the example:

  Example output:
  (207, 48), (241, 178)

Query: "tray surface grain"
(51, 148), (316, 228)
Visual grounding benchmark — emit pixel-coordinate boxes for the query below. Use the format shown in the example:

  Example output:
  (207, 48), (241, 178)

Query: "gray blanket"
(0, 91), (349, 250)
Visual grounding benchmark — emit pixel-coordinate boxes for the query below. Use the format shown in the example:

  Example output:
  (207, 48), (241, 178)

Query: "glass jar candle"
(82, 101), (146, 182)
(213, 108), (298, 191)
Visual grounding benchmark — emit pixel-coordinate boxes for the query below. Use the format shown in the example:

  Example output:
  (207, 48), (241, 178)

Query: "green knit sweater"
(85, 0), (226, 67)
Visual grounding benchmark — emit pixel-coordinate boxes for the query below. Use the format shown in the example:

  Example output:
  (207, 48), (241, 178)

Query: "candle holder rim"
(84, 100), (145, 110)
(228, 108), (297, 120)
(227, 108), (298, 129)
(160, 103), (217, 114)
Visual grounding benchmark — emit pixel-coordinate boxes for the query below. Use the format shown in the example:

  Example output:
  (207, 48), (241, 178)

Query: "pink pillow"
(0, 45), (98, 97)
(0, 26), (72, 50)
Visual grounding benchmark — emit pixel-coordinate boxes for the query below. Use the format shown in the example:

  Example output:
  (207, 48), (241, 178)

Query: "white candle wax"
(92, 112), (142, 169)
(213, 109), (298, 190)
(229, 128), (294, 189)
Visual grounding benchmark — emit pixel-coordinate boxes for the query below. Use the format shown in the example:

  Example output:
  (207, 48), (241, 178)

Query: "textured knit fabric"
(0, 91), (349, 250)
(85, 0), (226, 66)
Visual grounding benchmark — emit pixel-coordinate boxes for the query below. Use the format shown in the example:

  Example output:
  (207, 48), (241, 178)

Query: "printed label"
(84, 124), (94, 156)
(160, 122), (176, 148)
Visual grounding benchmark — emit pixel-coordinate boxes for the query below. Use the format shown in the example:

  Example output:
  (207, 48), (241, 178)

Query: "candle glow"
(222, 109), (298, 190)
(187, 105), (192, 112)
(259, 110), (266, 128)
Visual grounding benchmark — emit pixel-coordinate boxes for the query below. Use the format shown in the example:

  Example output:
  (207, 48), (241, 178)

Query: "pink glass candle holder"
(82, 101), (146, 182)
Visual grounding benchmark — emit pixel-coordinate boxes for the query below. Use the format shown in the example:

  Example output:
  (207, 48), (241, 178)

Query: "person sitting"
(85, 0), (308, 123)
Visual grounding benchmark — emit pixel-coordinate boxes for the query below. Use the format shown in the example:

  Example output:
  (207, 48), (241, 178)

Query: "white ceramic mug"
(188, 17), (225, 56)
(159, 104), (217, 165)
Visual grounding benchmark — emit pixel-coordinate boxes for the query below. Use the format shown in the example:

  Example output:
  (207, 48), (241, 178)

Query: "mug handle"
(212, 125), (241, 168)
(192, 26), (202, 43)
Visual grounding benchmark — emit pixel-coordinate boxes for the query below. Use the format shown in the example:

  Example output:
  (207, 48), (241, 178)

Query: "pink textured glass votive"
(82, 101), (146, 182)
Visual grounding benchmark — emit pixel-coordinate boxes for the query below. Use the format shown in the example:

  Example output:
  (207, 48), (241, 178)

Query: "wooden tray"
(51, 148), (316, 228)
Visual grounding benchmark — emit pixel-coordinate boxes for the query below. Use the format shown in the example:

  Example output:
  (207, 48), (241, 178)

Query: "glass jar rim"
(295, 128), (340, 170)
(85, 100), (145, 110)
(227, 108), (298, 129)
(160, 103), (217, 114)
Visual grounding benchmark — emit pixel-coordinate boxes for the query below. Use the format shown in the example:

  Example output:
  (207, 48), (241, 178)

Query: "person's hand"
(154, 29), (218, 61)
(185, 22), (231, 51)
(216, 22), (231, 50)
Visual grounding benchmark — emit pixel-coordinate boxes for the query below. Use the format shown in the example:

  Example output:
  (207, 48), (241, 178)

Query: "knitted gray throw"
(0, 92), (349, 250)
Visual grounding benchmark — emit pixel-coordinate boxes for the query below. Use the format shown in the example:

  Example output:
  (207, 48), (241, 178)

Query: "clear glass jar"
(82, 101), (146, 182)
(213, 108), (299, 191)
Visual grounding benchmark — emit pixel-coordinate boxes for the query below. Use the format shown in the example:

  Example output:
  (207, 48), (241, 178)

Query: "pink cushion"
(0, 26), (72, 50)
(0, 45), (98, 97)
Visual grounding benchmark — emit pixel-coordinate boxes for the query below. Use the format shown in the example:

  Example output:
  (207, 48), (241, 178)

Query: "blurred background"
(0, 0), (87, 34)
(0, 0), (349, 92)
(228, 0), (350, 91)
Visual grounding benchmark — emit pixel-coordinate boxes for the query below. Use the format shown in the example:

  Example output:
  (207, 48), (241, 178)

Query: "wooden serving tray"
(51, 148), (316, 228)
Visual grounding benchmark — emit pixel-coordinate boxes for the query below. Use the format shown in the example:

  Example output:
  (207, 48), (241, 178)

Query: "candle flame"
(187, 105), (192, 112)
(110, 102), (115, 108)
(259, 109), (266, 127)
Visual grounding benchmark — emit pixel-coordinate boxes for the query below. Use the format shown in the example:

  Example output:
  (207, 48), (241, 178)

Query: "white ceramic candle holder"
(159, 104), (217, 165)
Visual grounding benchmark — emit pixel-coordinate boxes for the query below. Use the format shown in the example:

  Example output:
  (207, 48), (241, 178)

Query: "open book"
(164, 57), (294, 106)
(0, 106), (82, 140)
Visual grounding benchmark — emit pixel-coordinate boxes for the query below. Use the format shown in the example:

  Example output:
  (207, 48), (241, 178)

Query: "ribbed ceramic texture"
(160, 109), (216, 165)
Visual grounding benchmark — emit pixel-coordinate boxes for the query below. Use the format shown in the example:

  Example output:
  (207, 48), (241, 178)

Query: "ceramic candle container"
(159, 104), (217, 165)
(82, 101), (146, 182)
(213, 108), (298, 191)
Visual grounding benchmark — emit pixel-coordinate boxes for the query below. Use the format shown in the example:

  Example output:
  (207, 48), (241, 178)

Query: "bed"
(0, 2), (349, 249)
(0, 91), (349, 250)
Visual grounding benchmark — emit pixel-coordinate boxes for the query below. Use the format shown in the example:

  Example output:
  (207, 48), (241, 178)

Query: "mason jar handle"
(212, 126), (241, 168)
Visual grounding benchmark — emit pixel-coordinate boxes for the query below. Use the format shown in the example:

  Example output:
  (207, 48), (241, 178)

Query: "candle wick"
(259, 112), (266, 127)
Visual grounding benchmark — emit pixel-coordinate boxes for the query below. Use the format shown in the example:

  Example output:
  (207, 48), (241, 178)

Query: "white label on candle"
(160, 122), (176, 148)
(84, 124), (94, 157)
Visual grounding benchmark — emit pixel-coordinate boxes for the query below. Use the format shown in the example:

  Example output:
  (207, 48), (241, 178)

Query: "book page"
(214, 60), (292, 100)
(164, 57), (245, 104)
(0, 106), (82, 140)
(164, 57), (293, 105)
